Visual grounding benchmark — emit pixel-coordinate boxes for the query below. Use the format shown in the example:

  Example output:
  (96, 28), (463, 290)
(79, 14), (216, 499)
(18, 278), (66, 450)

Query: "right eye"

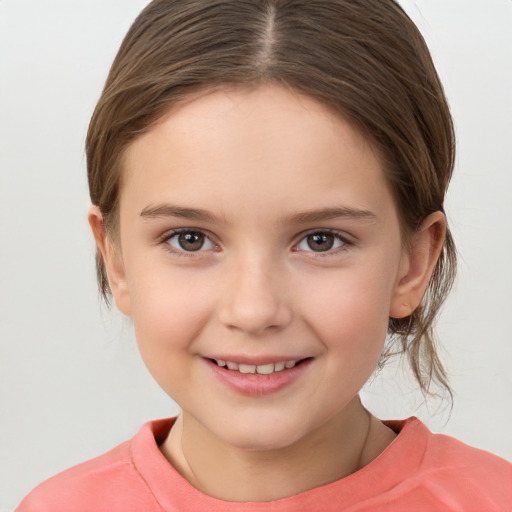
(165, 230), (215, 253)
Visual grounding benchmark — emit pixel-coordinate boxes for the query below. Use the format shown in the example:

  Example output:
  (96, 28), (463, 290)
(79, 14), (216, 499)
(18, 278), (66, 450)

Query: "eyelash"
(159, 228), (353, 258)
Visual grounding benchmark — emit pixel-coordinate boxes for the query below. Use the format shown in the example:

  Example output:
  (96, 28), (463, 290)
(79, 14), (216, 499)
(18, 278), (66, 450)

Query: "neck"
(160, 397), (396, 502)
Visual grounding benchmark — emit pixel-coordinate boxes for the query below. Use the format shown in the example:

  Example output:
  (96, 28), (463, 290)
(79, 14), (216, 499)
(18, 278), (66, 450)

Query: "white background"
(1, 1), (511, 510)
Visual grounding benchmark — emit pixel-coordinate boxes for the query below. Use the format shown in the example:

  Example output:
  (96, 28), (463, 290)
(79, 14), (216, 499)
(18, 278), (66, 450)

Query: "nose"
(218, 255), (293, 336)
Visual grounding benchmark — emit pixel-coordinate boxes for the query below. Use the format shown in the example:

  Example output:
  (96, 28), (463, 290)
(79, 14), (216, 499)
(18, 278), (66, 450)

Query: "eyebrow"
(139, 204), (377, 224)
(284, 206), (377, 224)
(140, 204), (218, 223)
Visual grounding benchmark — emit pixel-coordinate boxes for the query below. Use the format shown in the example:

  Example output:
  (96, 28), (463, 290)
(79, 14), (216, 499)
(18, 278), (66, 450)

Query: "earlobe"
(87, 206), (132, 317)
(390, 211), (446, 319)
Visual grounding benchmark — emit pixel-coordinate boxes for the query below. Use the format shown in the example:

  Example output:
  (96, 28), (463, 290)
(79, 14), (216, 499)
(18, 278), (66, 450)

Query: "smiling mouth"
(209, 358), (310, 375)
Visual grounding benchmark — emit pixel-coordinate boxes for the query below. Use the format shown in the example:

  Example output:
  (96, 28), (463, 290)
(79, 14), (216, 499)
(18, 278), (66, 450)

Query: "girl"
(15, 0), (512, 510)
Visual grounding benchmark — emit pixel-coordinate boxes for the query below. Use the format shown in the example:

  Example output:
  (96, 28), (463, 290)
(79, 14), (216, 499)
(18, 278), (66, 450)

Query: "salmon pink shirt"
(17, 417), (512, 511)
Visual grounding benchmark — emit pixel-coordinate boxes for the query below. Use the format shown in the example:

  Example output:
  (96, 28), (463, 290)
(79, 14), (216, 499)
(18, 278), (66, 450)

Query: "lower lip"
(205, 359), (312, 397)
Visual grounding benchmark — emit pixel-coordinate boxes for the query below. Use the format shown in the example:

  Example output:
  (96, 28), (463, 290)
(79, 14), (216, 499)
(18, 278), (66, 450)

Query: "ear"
(88, 206), (132, 317)
(390, 211), (446, 319)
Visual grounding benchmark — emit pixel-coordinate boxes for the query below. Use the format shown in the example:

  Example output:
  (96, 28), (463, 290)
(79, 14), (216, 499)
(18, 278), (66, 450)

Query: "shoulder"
(424, 423), (512, 493)
(411, 418), (512, 475)
(16, 419), (175, 512)
(383, 417), (512, 511)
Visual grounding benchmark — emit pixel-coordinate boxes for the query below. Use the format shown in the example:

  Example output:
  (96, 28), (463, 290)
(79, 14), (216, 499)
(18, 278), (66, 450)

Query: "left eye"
(296, 232), (346, 253)
(166, 231), (215, 252)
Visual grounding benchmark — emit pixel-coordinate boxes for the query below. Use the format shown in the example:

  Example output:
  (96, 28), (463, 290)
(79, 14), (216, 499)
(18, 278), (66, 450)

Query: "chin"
(212, 413), (313, 453)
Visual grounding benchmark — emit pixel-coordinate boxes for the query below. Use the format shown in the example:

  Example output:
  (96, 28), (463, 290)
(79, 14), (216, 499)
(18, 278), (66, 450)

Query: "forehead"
(120, 85), (395, 224)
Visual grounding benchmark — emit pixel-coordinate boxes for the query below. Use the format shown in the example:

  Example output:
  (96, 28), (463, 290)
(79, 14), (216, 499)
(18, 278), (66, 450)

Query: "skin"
(89, 85), (446, 501)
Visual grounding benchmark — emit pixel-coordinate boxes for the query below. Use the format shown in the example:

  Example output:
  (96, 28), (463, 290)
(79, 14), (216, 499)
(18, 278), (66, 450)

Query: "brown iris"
(306, 233), (335, 252)
(178, 232), (205, 251)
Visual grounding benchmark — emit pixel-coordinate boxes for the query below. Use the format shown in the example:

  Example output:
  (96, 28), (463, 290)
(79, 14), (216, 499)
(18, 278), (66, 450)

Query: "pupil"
(179, 232), (204, 251)
(308, 233), (334, 252)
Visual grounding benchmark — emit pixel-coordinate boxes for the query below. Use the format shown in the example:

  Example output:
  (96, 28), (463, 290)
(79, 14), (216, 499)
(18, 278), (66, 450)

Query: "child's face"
(110, 86), (410, 450)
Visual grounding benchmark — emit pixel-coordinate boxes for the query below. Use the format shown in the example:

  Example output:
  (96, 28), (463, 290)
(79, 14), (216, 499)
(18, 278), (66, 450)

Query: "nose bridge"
(218, 249), (292, 335)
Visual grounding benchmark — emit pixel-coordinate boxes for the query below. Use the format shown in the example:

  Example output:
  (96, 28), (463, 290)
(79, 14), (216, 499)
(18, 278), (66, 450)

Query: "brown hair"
(86, 0), (457, 399)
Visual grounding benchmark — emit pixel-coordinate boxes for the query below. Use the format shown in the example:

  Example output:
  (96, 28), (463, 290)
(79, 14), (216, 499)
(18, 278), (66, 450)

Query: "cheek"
(300, 266), (393, 356)
(127, 269), (216, 372)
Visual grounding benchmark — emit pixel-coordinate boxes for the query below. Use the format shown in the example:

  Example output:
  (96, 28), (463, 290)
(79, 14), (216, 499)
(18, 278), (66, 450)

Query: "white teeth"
(239, 364), (256, 374)
(274, 361), (285, 372)
(216, 359), (300, 374)
(256, 363), (274, 375)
